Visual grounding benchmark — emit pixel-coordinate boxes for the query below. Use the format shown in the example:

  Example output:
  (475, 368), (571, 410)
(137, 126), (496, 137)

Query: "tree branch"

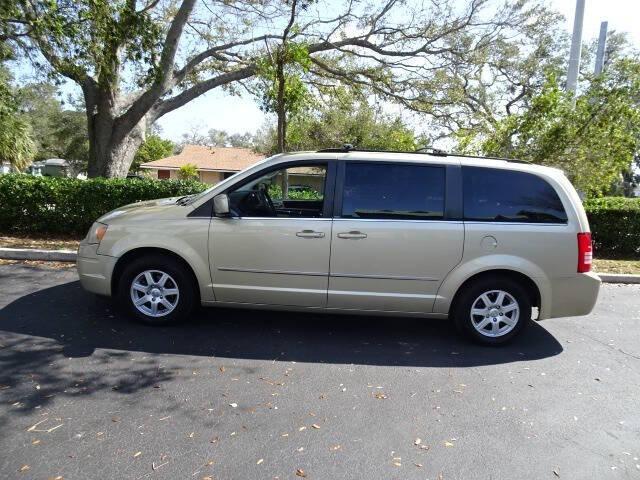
(150, 65), (257, 120)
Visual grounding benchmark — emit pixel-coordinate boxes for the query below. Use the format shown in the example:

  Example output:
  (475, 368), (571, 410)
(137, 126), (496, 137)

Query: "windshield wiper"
(175, 195), (194, 205)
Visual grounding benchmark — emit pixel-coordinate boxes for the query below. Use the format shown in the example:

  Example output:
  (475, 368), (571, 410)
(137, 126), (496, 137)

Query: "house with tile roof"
(140, 145), (265, 184)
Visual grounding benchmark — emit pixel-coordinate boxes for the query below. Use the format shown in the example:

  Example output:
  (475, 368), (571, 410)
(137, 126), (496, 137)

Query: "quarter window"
(341, 163), (445, 220)
(463, 167), (567, 223)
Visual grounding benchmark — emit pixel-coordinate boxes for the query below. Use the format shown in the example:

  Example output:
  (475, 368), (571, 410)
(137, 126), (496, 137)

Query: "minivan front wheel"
(116, 254), (197, 325)
(452, 277), (531, 345)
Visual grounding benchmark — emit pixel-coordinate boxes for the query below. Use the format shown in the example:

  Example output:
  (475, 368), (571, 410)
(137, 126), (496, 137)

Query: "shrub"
(584, 197), (640, 258)
(0, 174), (208, 236)
(178, 163), (199, 180)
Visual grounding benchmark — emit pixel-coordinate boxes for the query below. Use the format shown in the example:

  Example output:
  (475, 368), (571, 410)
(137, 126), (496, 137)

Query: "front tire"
(451, 276), (531, 345)
(116, 254), (197, 325)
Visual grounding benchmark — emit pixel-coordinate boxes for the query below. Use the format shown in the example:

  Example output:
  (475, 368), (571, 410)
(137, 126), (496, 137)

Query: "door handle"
(337, 231), (367, 239)
(296, 230), (325, 238)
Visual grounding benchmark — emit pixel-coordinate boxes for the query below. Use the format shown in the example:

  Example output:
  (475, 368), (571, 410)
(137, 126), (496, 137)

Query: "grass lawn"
(0, 235), (81, 251)
(592, 258), (640, 275)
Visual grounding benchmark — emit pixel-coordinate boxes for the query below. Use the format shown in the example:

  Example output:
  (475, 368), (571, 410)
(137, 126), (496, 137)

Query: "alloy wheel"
(469, 289), (520, 337)
(129, 270), (180, 318)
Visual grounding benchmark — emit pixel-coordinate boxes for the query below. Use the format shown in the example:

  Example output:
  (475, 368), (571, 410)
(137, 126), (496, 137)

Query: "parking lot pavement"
(0, 264), (639, 480)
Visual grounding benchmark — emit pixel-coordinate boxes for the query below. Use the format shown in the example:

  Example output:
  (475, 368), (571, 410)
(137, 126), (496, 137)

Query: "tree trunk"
(276, 49), (287, 154)
(85, 88), (146, 178)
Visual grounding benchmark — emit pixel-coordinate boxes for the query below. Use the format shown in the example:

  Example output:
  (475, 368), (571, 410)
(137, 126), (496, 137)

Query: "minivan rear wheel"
(451, 276), (531, 345)
(116, 254), (197, 325)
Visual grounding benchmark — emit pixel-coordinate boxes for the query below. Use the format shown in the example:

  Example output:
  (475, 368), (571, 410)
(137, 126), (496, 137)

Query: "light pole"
(594, 21), (608, 75)
(566, 0), (586, 99)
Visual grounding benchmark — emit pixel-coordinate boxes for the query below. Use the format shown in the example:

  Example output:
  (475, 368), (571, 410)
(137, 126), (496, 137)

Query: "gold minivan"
(77, 149), (601, 345)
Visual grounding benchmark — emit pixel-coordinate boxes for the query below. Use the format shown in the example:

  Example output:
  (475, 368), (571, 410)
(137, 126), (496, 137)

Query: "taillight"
(577, 232), (592, 273)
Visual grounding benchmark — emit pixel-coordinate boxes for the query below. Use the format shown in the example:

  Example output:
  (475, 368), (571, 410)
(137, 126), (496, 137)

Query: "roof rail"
(415, 146), (448, 156)
(452, 153), (531, 164)
(315, 144), (530, 164)
(316, 144), (447, 156)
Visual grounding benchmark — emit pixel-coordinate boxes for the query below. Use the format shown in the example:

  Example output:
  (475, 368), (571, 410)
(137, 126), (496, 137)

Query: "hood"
(98, 196), (191, 223)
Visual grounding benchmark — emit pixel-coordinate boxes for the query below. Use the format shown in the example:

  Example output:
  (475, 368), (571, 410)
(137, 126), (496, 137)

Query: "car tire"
(116, 254), (198, 325)
(451, 276), (532, 345)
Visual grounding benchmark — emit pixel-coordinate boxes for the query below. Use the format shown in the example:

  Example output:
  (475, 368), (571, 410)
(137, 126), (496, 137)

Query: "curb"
(0, 247), (77, 262)
(597, 273), (640, 284)
(2, 247), (640, 284)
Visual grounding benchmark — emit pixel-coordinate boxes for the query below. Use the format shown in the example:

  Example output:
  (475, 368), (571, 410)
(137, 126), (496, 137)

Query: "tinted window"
(463, 167), (567, 223)
(341, 163), (445, 220)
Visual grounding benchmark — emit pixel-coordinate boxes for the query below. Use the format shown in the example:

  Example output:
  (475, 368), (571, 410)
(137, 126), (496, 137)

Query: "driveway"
(0, 264), (639, 479)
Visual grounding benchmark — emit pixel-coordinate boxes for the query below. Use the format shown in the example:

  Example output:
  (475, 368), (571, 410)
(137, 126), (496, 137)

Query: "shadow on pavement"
(0, 276), (564, 422)
(0, 279), (563, 368)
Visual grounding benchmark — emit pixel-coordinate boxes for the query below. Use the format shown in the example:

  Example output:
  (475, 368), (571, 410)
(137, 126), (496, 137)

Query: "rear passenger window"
(463, 167), (567, 223)
(341, 163), (445, 220)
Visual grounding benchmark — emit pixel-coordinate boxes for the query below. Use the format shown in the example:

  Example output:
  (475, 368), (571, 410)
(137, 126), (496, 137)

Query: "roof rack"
(316, 144), (447, 156)
(452, 153), (531, 164)
(315, 144), (530, 164)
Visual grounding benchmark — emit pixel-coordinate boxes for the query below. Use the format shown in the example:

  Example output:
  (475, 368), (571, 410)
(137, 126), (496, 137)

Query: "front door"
(209, 161), (334, 307)
(328, 161), (464, 313)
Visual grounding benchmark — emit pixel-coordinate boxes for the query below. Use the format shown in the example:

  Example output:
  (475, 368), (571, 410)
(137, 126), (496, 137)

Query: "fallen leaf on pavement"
(152, 461), (169, 470)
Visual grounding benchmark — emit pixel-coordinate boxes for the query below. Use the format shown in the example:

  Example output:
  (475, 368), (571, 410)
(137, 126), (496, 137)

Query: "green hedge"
(1, 175), (639, 257)
(0, 174), (208, 236)
(584, 197), (640, 258)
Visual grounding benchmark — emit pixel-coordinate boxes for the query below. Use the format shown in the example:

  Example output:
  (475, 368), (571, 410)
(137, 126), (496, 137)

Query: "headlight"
(86, 222), (108, 244)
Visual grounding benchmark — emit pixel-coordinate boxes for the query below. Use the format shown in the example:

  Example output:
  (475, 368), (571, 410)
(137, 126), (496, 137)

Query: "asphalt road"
(0, 264), (639, 480)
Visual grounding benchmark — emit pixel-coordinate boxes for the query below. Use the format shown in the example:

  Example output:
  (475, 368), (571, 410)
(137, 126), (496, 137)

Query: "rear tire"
(451, 276), (531, 345)
(116, 254), (197, 325)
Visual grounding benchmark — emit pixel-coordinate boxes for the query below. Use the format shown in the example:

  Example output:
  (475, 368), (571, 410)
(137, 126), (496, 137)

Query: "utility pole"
(566, 0), (586, 98)
(594, 21), (608, 75)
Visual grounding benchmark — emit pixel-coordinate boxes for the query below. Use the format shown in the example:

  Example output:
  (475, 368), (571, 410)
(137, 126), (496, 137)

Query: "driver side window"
(228, 164), (327, 218)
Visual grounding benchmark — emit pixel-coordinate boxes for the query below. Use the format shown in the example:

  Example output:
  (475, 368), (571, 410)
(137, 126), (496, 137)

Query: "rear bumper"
(76, 243), (117, 296)
(544, 272), (601, 319)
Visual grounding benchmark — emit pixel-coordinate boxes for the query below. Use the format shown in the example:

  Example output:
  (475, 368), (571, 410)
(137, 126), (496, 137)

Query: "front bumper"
(545, 271), (601, 319)
(76, 243), (117, 296)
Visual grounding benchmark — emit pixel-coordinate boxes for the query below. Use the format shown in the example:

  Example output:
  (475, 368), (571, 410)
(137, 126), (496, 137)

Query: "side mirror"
(213, 194), (230, 216)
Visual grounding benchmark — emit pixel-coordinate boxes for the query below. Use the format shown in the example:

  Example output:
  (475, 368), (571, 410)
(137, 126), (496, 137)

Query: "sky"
(154, 0), (640, 142)
(10, 0), (640, 142)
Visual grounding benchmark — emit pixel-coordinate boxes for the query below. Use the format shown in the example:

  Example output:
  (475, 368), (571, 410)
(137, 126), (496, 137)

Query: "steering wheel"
(257, 184), (277, 216)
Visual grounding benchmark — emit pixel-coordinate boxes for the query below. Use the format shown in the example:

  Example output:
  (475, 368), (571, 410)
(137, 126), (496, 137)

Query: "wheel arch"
(449, 269), (541, 316)
(111, 247), (201, 304)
